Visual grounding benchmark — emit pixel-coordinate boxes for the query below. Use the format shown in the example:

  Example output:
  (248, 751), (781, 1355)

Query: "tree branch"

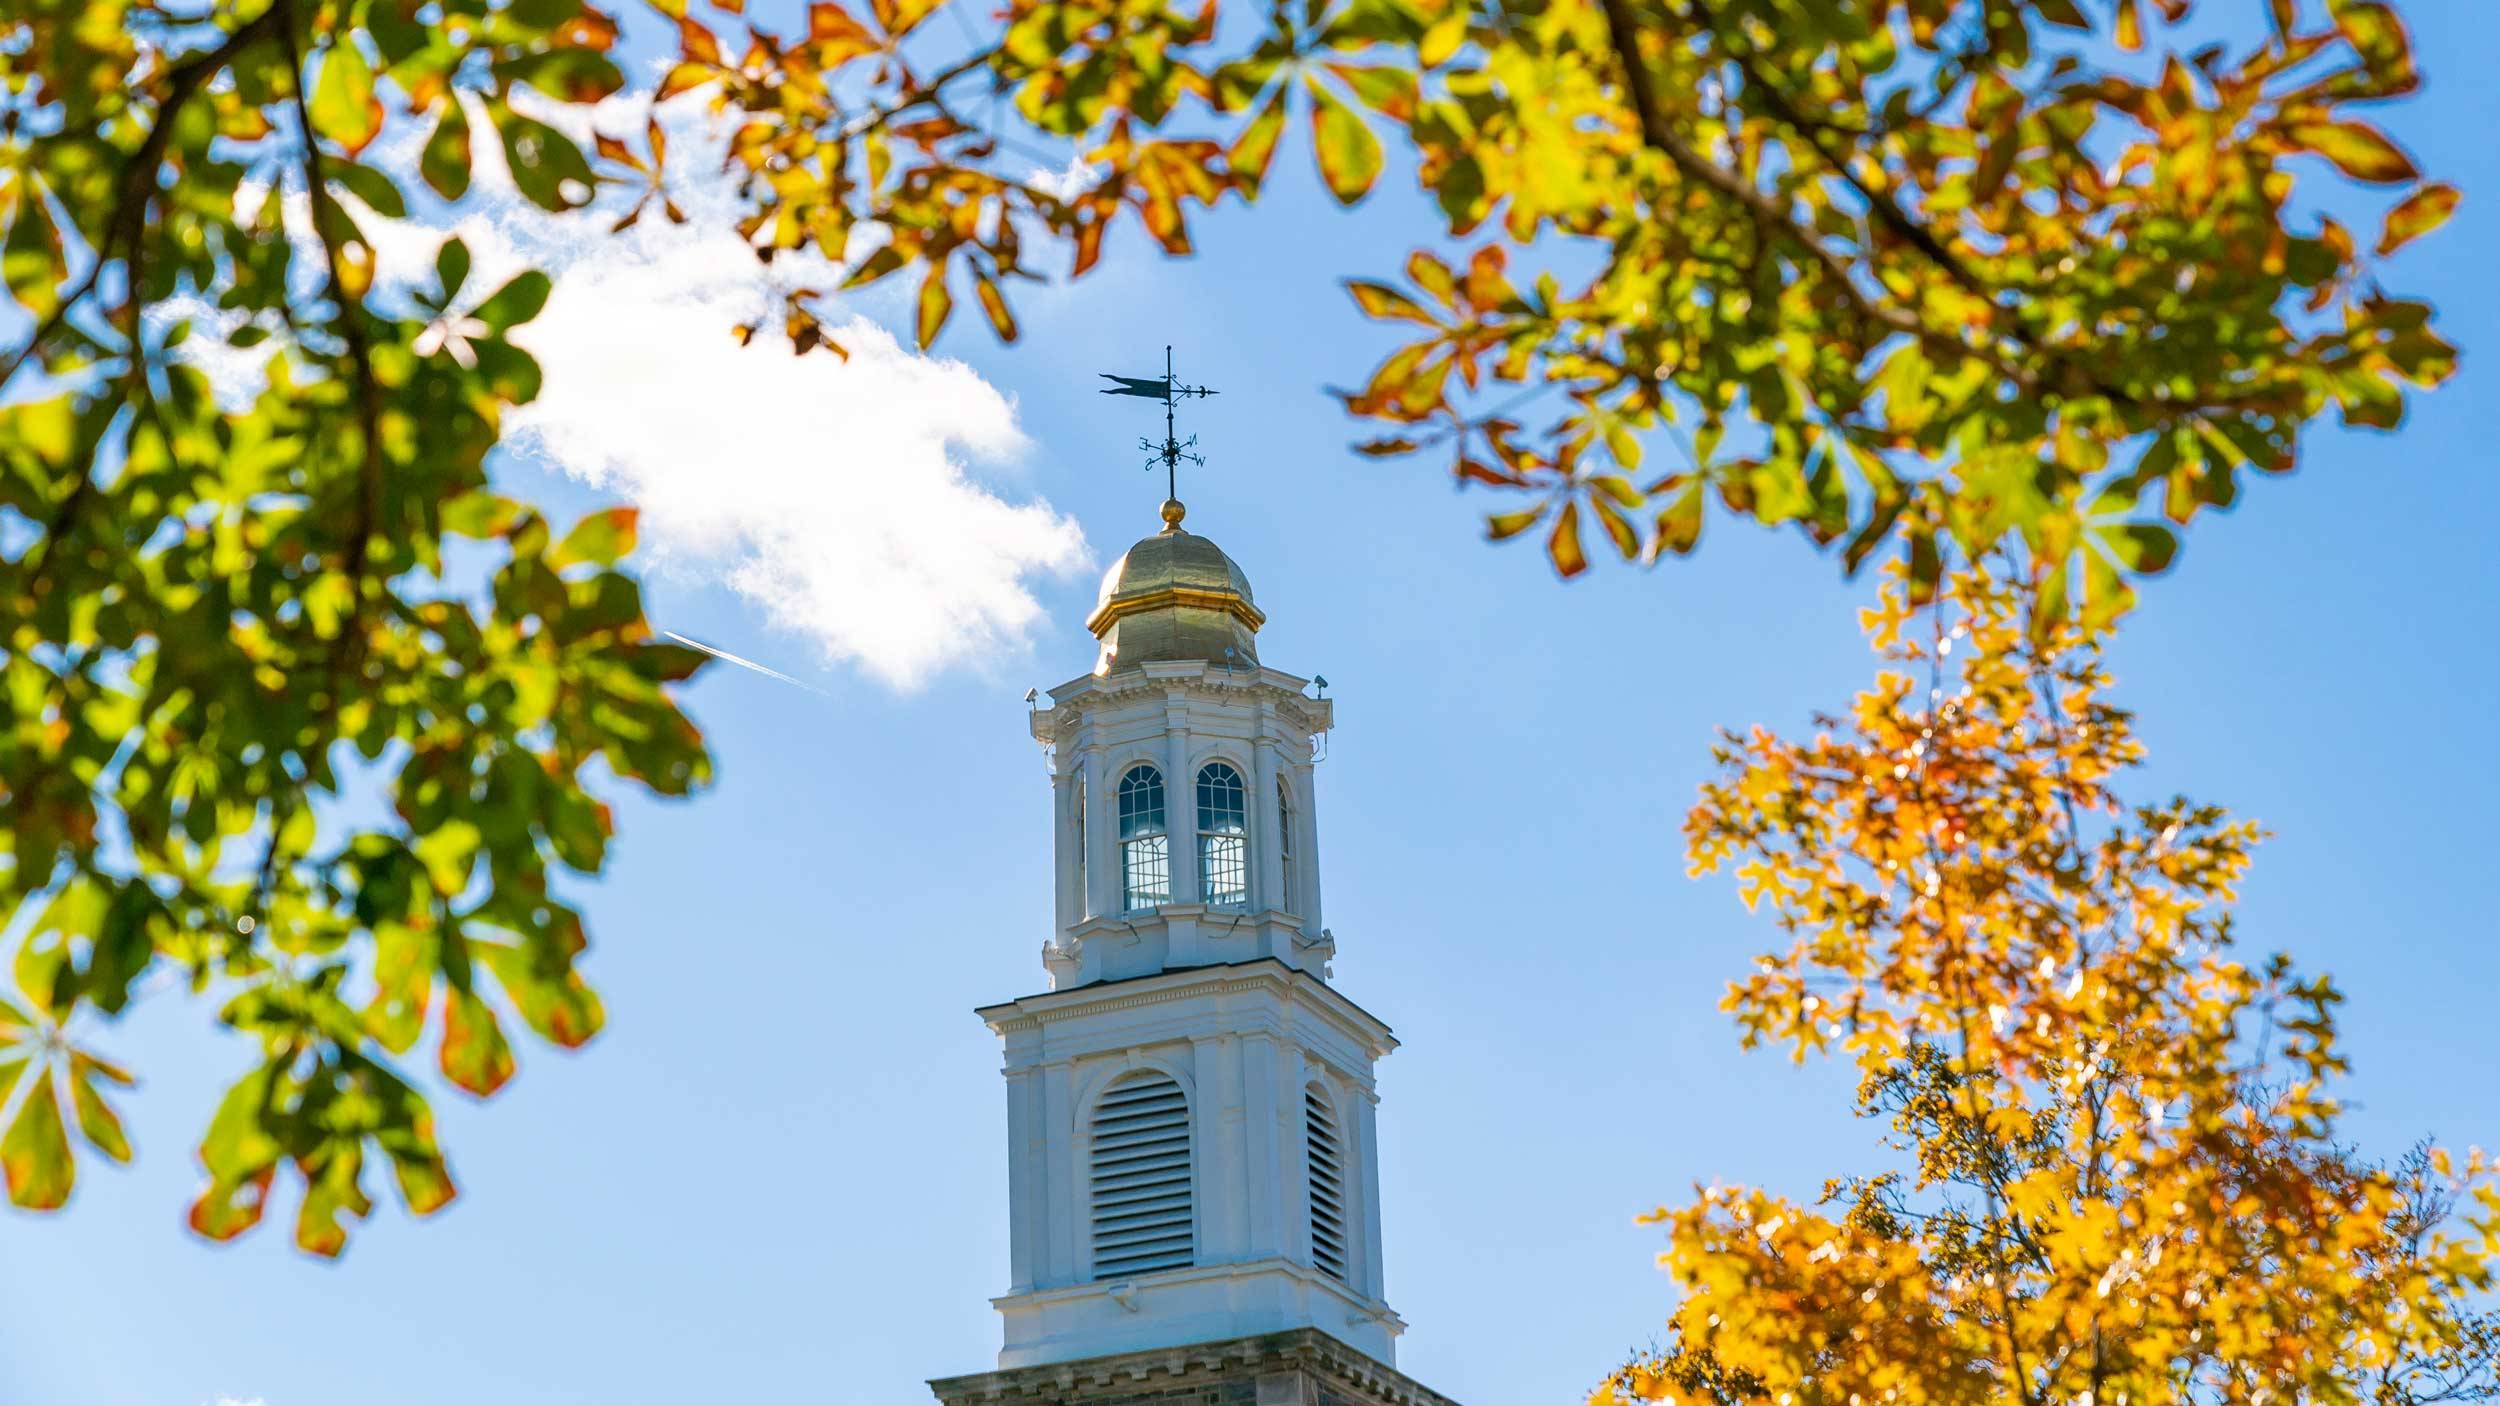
(276, 0), (386, 724)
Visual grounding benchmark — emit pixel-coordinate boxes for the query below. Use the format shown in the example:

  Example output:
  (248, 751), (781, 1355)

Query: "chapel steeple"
(955, 489), (1430, 1386)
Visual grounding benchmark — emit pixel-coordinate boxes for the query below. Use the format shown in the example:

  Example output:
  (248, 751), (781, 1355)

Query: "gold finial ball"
(1159, 498), (1187, 531)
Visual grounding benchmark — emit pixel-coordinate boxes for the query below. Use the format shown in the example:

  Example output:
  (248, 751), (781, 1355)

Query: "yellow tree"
(1597, 566), (2499, 1406)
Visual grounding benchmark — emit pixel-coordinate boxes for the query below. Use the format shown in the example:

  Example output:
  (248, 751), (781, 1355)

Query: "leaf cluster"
(648, 0), (2458, 617)
(0, 0), (710, 1250)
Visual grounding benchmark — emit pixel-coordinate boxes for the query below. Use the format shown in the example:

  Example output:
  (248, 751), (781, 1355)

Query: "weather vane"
(1100, 346), (1219, 522)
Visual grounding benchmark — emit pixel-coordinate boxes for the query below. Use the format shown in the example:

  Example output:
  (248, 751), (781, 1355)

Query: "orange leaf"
(974, 271), (1017, 341)
(1547, 501), (1588, 577)
(2376, 183), (2459, 254)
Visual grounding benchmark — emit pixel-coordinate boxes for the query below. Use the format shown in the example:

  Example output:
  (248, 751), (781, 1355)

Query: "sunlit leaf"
(2287, 120), (2419, 184)
(916, 265), (953, 347)
(310, 40), (384, 156)
(1307, 80), (1383, 206)
(2378, 183), (2460, 254)
(2, 1076), (74, 1209)
(552, 507), (638, 569)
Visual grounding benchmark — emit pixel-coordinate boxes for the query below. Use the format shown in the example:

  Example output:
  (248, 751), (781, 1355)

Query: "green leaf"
(1307, 80), (1383, 206)
(330, 161), (407, 218)
(440, 990), (516, 1096)
(472, 270), (553, 332)
(441, 490), (520, 539)
(69, 1063), (131, 1164)
(552, 507), (637, 569)
(479, 943), (605, 1048)
(3, 183), (67, 318)
(310, 40), (384, 157)
(421, 99), (474, 201)
(2095, 521), (2179, 575)
(294, 1144), (373, 1257)
(436, 237), (473, 305)
(2, 1075), (74, 1209)
(1653, 479), (1705, 557)
(492, 103), (596, 212)
(385, 1136), (457, 1217)
(493, 48), (626, 105)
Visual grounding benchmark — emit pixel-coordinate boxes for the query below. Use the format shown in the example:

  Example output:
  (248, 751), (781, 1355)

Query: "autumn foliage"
(0, 0), (2470, 1265)
(1596, 567), (2500, 1406)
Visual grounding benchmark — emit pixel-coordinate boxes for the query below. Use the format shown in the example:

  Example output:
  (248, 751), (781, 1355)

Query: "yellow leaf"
(1306, 79), (1382, 206)
(2287, 120), (2419, 185)
(2377, 183), (2460, 254)
(916, 265), (953, 347)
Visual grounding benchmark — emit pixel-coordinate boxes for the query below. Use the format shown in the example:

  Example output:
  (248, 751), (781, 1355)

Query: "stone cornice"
(976, 958), (1397, 1059)
(990, 1255), (1401, 1325)
(1036, 664), (1333, 743)
(927, 1328), (1463, 1406)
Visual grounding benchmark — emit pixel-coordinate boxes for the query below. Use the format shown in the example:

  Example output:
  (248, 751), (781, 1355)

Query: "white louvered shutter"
(1305, 1085), (1348, 1283)
(1089, 1074), (1194, 1279)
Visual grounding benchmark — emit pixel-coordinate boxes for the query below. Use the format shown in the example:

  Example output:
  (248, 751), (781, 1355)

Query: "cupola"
(1086, 499), (1264, 674)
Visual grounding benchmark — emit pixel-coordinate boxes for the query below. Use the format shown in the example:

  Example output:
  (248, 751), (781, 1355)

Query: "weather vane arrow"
(1100, 346), (1219, 517)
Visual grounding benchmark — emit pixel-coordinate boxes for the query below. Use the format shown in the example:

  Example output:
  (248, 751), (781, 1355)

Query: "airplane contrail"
(663, 630), (829, 696)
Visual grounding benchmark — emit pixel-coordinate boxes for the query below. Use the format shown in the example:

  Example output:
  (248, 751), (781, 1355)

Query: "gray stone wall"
(928, 1329), (1461, 1406)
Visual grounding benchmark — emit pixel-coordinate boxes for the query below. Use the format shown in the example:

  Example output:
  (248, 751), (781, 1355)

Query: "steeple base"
(930, 1328), (1462, 1406)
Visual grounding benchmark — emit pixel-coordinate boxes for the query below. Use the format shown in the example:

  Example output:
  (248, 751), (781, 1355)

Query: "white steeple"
(977, 500), (1404, 1370)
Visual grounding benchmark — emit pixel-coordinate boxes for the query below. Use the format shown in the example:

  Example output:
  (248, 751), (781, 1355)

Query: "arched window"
(1276, 777), (1296, 912)
(1117, 765), (1168, 910)
(1090, 1071), (1194, 1279)
(1196, 762), (1248, 907)
(1305, 1082), (1348, 1283)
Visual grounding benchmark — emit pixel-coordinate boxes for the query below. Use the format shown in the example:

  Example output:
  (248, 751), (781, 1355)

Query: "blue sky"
(5, 3), (2498, 1404)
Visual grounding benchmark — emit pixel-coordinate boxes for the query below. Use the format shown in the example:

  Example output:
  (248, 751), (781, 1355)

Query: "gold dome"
(1087, 501), (1264, 673)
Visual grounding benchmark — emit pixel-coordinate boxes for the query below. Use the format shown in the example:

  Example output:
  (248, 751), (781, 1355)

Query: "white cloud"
(192, 91), (1090, 690)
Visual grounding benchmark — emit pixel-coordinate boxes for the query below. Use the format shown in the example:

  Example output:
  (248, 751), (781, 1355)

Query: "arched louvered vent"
(1306, 1084), (1348, 1283)
(1089, 1073), (1194, 1280)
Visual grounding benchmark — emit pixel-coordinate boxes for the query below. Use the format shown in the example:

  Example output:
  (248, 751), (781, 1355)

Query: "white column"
(1005, 1066), (1044, 1292)
(1355, 1086), (1388, 1301)
(1082, 746), (1114, 919)
(1042, 1061), (1079, 1286)
(1251, 719), (1283, 914)
(1166, 696), (1199, 906)
(1050, 767), (1079, 934)
(1293, 762), (1323, 934)
(1193, 1033), (1246, 1264)
(1238, 1032), (1285, 1261)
